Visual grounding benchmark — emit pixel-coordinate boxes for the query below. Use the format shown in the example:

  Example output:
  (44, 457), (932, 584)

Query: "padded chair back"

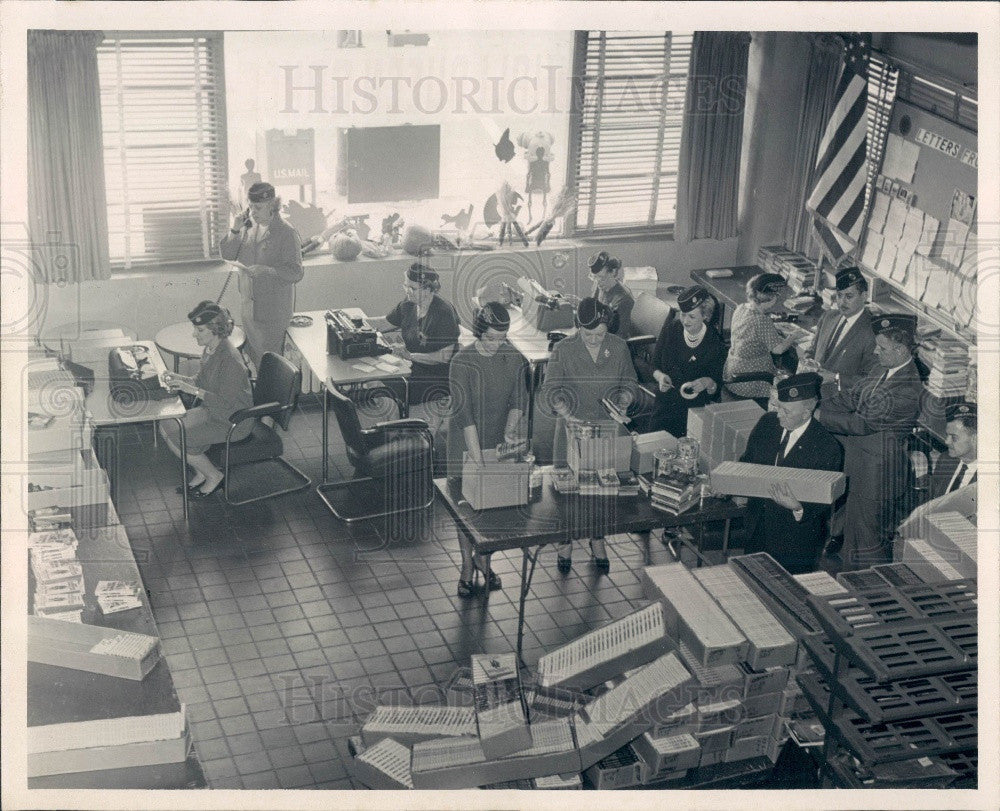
(327, 386), (368, 466)
(255, 352), (301, 430)
(631, 291), (673, 338)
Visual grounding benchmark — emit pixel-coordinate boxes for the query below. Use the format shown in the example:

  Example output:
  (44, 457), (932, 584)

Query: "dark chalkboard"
(342, 125), (440, 204)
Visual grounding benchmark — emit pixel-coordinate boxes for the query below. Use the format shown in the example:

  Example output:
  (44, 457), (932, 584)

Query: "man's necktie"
(870, 369), (889, 394)
(775, 430), (789, 465)
(948, 462), (968, 493)
(822, 317), (847, 364)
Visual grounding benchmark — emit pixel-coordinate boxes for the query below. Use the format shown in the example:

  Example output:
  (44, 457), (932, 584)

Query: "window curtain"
(27, 31), (110, 282)
(781, 34), (843, 257)
(675, 31), (751, 242)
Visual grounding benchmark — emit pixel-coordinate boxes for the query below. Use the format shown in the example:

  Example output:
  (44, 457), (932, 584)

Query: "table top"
(155, 321), (246, 360)
(505, 306), (577, 365)
(75, 340), (187, 427)
(434, 475), (743, 555)
(40, 322), (137, 354)
(286, 309), (413, 387)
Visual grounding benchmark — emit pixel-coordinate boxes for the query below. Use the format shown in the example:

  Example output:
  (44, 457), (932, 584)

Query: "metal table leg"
(516, 546), (541, 668)
(172, 416), (188, 521)
(321, 384), (329, 483)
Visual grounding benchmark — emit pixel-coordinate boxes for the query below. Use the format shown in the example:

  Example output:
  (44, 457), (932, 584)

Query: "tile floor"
(111, 394), (763, 790)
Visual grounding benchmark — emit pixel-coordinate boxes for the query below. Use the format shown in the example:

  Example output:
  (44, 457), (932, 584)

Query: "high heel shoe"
(557, 556), (572, 574)
(457, 579), (476, 599)
(191, 478), (225, 499)
(589, 541), (610, 574)
(473, 559), (502, 591)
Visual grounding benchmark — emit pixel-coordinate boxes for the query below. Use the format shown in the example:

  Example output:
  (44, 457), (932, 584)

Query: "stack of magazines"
(650, 471), (700, 515)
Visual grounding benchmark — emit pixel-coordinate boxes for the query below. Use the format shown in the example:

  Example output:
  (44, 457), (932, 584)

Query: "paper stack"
(919, 333), (970, 397)
(30, 529), (84, 622)
(95, 580), (143, 615)
(650, 471), (700, 516)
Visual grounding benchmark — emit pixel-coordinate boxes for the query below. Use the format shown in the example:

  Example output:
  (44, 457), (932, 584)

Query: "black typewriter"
(325, 309), (392, 360)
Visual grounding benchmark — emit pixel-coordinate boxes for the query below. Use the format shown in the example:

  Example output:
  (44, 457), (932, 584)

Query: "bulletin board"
(858, 99), (978, 333)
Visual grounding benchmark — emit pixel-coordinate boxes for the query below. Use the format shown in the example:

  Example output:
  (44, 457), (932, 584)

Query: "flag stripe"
(816, 137), (867, 221)
(809, 115), (867, 213)
(814, 75), (867, 176)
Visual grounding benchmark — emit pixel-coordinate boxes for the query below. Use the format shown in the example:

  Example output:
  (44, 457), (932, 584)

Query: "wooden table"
(155, 321), (246, 373)
(691, 265), (824, 333)
(74, 340), (190, 520)
(434, 475), (744, 665)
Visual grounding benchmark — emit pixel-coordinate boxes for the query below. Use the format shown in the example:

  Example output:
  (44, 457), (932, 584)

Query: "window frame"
(565, 30), (693, 239)
(97, 31), (230, 273)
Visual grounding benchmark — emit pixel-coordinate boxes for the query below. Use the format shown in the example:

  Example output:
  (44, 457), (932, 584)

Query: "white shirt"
(827, 309), (864, 354)
(946, 459), (977, 492)
(882, 358), (911, 382)
(779, 417), (812, 521)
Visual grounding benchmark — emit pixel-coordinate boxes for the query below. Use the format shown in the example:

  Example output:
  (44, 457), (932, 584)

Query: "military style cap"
(835, 266), (865, 291)
(406, 263), (439, 285)
(945, 402), (977, 422)
(752, 272), (787, 295)
(872, 312), (917, 337)
(247, 182), (276, 203)
(187, 300), (223, 326)
(576, 296), (613, 329)
(777, 371), (822, 402)
(677, 285), (709, 313)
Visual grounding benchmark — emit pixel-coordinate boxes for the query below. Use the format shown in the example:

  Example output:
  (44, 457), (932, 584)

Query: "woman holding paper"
(159, 301), (254, 498)
(219, 182), (304, 371)
(540, 297), (638, 574)
(647, 285), (725, 439)
(447, 302), (527, 597)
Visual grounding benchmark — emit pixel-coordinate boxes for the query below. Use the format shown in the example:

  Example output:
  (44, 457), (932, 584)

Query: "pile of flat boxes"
(349, 557), (825, 790)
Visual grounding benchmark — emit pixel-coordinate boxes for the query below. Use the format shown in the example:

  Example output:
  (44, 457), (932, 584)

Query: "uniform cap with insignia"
(776, 372), (822, 402)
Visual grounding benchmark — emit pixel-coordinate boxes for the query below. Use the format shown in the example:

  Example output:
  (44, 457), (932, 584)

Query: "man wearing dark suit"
(800, 266), (878, 556)
(927, 402), (978, 500)
(738, 372), (844, 574)
(817, 313), (922, 569)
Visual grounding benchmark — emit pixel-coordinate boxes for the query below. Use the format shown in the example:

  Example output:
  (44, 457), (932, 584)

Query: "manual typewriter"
(325, 309), (392, 360)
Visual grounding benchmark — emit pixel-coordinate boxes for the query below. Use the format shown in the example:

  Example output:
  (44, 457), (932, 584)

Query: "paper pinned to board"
(882, 134), (919, 182)
(882, 197), (908, 244)
(877, 243), (897, 281)
(860, 231), (883, 270)
(915, 214), (940, 256)
(901, 207), (924, 245)
(868, 191), (891, 233)
(940, 219), (969, 268)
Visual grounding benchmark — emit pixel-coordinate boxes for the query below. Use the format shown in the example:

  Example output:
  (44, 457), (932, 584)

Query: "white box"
(630, 431), (678, 474)
(709, 461), (846, 504)
(461, 450), (529, 510)
(632, 732), (700, 781)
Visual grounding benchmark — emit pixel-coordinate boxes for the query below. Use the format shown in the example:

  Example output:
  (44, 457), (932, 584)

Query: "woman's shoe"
(589, 541), (610, 574)
(557, 556), (572, 574)
(473, 559), (502, 591)
(457, 579), (476, 598)
(175, 480), (206, 495)
(191, 478), (224, 499)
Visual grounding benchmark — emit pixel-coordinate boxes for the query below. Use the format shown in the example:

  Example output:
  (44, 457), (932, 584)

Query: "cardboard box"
(733, 713), (780, 742)
(462, 450), (529, 510)
(924, 512), (977, 577)
(633, 732), (700, 781)
(569, 433), (633, 474)
(532, 772), (582, 790)
(536, 602), (671, 692)
(739, 663), (789, 699)
(709, 461), (846, 504)
(697, 748), (727, 768)
(686, 408), (707, 445)
(724, 734), (774, 764)
(353, 737), (414, 790)
(649, 702), (698, 739)
(471, 653), (531, 759)
(28, 414), (94, 458)
(623, 266), (659, 297)
(26, 468), (110, 513)
(361, 705), (477, 747)
(696, 699), (743, 731)
(695, 725), (734, 754)
(743, 691), (782, 719)
(630, 431), (678, 474)
(900, 538), (965, 582)
(27, 616), (160, 681)
(643, 563), (749, 668)
(584, 744), (645, 790)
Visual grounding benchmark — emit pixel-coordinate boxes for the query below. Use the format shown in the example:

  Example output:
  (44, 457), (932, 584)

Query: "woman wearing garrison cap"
(159, 301), (254, 498)
(589, 251), (634, 338)
(646, 285), (726, 438)
(540, 296), (638, 574)
(381, 263), (461, 405)
(447, 301), (527, 597)
(723, 272), (799, 407)
(219, 182), (304, 371)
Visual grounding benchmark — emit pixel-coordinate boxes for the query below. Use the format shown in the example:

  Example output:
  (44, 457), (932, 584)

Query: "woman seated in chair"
(160, 301), (253, 498)
(540, 297), (638, 574)
(447, 302), (527, 597)
(647, 285), (726, 439)
(589, 250), (634, 338)
(722, 272), (798, 409)
(379, 263), (460, 408)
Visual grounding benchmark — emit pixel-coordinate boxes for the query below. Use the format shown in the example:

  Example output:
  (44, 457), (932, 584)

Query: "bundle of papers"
(95, 580), (143, 614)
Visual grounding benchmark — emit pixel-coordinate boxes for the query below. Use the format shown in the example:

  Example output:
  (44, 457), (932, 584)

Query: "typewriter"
(325, 309), (392, 360)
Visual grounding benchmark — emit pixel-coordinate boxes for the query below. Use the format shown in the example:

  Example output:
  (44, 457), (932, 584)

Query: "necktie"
(948, 462), (968, 493)
(822, 317), (847, 364)
(775, 430), (789, 465)
(870, 369), (889, 394)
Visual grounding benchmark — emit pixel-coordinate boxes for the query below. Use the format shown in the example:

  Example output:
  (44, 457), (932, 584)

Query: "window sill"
(571, 226), (676, 243)
(110, 259), (230, 280)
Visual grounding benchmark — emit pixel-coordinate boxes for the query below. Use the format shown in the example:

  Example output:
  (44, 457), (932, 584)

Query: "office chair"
(207, 352), (311, 505)
(318, 385), (434, 522)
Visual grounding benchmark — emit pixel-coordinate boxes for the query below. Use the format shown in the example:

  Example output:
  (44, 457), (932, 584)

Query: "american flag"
(808, 34), (870, 262)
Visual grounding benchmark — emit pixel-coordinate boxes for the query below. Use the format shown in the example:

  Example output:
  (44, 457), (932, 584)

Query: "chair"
(317, 385), (435, 523)
(207, 352), (311, 505)
(626, 291), (674, 387)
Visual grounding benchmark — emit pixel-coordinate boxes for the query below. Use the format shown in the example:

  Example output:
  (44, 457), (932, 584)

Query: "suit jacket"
(927, 453), (977, 501)
(818, 359), (922, 500)
(220, 216), (304, 323)
(806, 307), (877, 393)
(739, 412), (844, 571)
(596, 281), (635, 339)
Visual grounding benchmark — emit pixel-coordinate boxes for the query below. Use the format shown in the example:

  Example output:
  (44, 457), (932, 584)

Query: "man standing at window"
(816, 313), (922, 569)
(220, 182), (304, 371)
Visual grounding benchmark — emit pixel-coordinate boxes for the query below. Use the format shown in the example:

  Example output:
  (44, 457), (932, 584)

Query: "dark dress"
(647, 320), (726, 439)
(596, 281), (635, 339)
(386, 295), (460, 405)
(739, 412), (844, 574)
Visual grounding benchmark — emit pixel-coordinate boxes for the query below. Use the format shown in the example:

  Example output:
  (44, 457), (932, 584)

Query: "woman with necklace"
(159, 301), (254, 498)
(540, 297), (638, 574)
(647, 285), (726, 439)
(447, 302), (527, 596)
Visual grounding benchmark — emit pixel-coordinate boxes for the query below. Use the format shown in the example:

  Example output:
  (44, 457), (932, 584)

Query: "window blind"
(569, 31), (693, 234)
(865, 55), (898, 205)
(897, 73), (977, 132)
(97, 34), (228, 270)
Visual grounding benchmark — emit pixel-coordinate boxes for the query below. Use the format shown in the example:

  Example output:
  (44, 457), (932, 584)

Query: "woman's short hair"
(472, 301), (511, 339)
(406, 263), (441, 293)
(746, 272), (785, 305)
(187, 300), (235, 338)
